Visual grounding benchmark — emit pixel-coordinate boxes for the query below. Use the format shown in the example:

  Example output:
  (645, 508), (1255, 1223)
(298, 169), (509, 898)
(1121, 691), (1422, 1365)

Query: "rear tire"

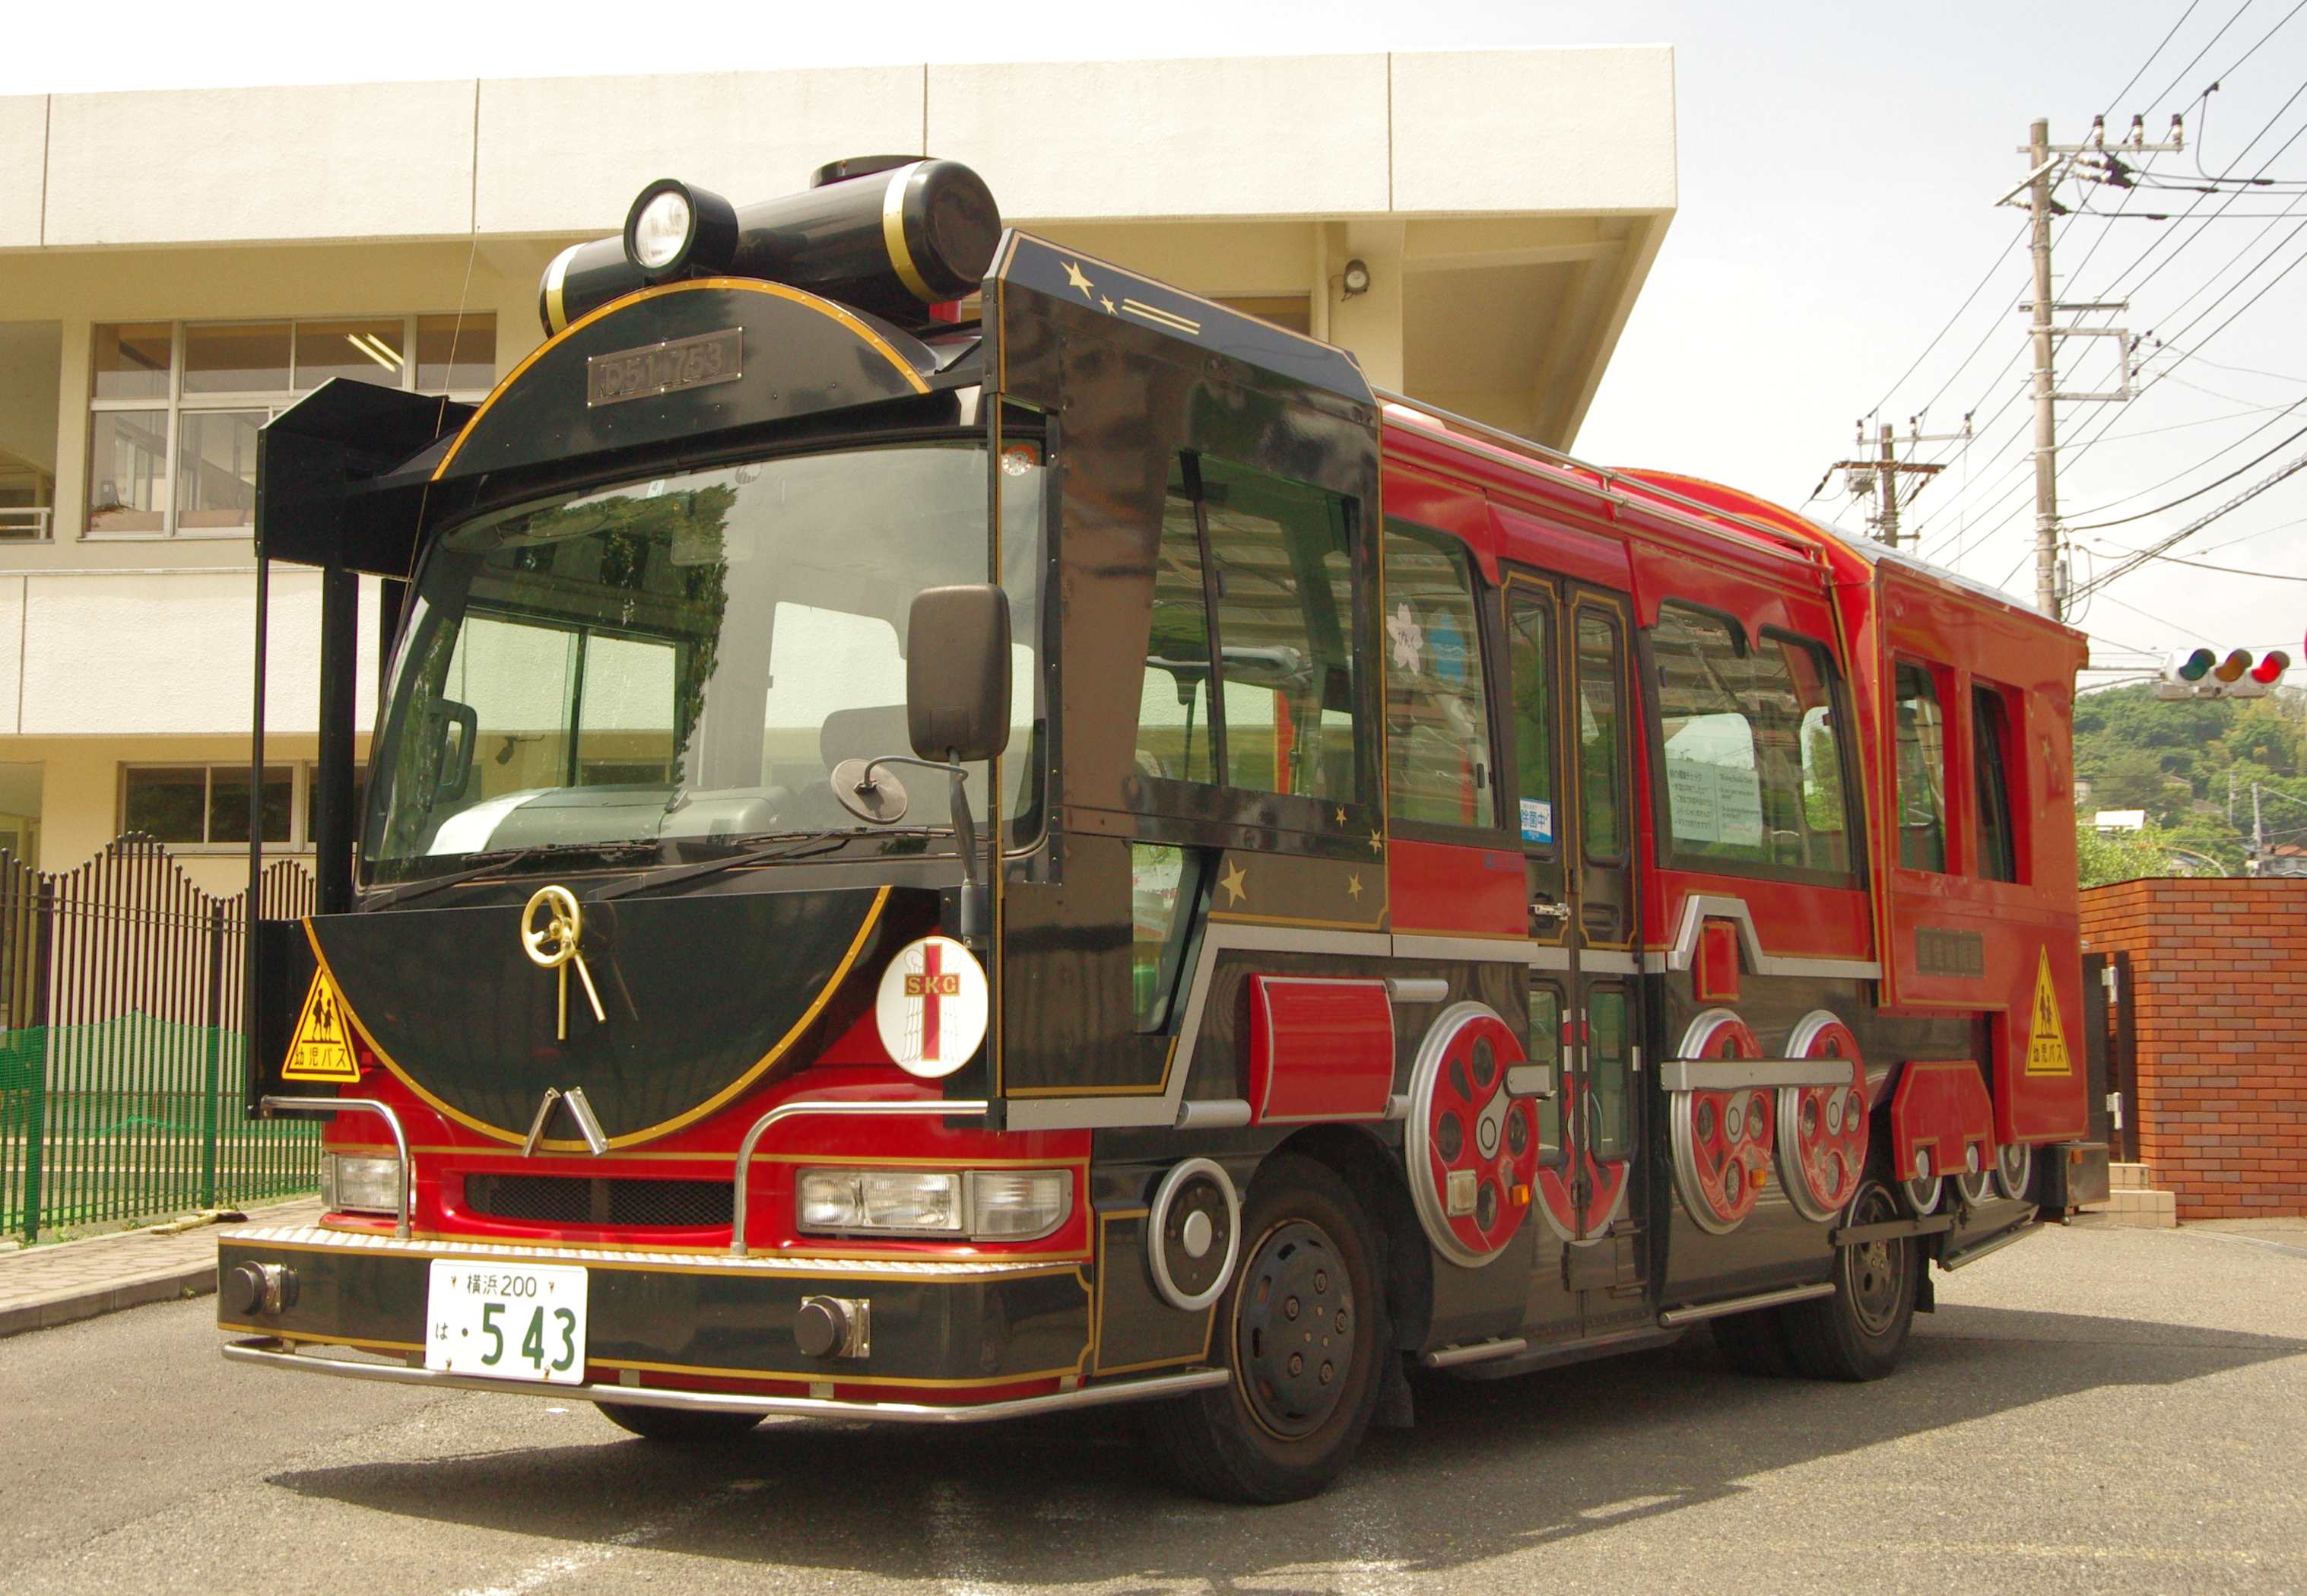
(1779, 1176), (1917, 1382)
(1145, 1154), (1387, 1504)
(595, 1402), (764, 1444)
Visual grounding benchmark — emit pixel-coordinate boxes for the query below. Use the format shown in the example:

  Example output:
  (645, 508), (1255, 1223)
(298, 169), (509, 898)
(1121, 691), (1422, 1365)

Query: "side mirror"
(906, 585), (1011, 764)
(432, 700), (478, 801)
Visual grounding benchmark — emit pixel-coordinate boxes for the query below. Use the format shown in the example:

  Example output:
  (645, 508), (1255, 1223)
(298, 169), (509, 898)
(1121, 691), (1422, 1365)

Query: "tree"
(2074, 820), (2185, 889)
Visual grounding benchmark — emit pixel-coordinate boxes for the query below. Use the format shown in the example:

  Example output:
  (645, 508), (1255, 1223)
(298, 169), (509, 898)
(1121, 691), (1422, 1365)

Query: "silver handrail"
(261, 1095), (412, 1239)
(729, 1098), (990, 1257)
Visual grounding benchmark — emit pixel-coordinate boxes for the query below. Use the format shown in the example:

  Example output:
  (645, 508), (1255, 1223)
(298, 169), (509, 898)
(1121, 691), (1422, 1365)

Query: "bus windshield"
(363, 440), (1043, 883)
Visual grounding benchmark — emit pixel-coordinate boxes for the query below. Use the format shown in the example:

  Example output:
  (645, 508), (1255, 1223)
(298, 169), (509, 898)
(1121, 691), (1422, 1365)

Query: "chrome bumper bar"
(260, 1096), (411, 1237)
(221, 1337), (1224, 1423)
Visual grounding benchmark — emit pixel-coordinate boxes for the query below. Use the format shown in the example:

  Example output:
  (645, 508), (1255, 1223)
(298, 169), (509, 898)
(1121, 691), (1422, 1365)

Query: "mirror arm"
(860, 755), (990, 944)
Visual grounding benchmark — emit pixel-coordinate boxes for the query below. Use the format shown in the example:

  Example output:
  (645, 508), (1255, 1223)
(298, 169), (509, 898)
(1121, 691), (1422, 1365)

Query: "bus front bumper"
(214, 1223), (1202, 1420)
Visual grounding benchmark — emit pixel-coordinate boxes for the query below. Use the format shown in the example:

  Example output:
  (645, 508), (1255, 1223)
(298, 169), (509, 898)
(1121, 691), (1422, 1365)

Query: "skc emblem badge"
(874, 935), (989, 1080)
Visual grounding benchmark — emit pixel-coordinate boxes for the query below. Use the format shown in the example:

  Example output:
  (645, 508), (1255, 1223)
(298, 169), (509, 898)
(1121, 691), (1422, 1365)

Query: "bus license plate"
(424, 1261), (589, 1385)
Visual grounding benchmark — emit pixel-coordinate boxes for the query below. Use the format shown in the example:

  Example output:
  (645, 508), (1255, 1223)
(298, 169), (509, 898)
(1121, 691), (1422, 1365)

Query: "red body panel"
(1246, 976), (1396, 1124)
(1386, 839), (1527, 937)
(1890, 1060), (1997, 1183)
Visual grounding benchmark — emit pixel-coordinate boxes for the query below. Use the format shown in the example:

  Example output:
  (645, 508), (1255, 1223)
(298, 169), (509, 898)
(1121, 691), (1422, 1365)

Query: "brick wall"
(2080, 878), (2307, 1220)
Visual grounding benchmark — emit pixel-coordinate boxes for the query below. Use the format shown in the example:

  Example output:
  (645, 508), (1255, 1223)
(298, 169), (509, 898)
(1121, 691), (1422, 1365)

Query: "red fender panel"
(1247, 976), (1396, 1124)
(1889, 1060), (1995, 1183)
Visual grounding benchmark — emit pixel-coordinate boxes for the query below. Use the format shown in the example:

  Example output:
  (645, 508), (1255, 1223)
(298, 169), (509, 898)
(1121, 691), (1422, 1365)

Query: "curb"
(0, 1261), (217, 1341)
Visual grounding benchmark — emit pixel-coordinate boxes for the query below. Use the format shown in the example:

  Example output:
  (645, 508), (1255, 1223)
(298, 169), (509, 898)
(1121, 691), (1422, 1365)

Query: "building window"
(87, 314), (497, 538)
(123, 762), (362, 851)
(1649, 604), (1850, 875)
(1893, 661), (1949, 873)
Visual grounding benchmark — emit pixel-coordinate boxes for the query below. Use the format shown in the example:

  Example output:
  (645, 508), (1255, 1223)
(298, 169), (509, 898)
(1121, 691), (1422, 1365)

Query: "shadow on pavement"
(268, 1302), (2307, 1585)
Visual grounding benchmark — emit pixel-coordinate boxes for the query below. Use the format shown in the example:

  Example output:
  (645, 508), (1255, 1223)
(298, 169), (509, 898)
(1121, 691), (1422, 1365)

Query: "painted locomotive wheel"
(1533, 1077), (1629, 1245)
(1670, 1009), (1774, 1235)
(1149, 1157), (1242, 1312)
(1778, 1012), (1871, 1223)
(1407, 1002), (1540, 1268)
(1994, 1139), (2034, 1202)
(1234, 1219), (1357, 1440)
(1954, 1141), (1995, 1207)
(1902, 1169), (1944, 1216)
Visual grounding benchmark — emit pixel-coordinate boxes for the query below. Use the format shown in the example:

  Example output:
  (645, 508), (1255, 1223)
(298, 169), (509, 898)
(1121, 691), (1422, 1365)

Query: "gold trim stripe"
(1119, 298), (1201, 335)
(303, 885), (890, 1151)
(881, 163), (936, 302)
(431, 278), (931, 482)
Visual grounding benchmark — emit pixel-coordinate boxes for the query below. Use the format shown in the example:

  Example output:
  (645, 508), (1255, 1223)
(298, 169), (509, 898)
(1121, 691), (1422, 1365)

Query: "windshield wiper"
(362, 839), (665, 912)
(586, 832), (859, 903)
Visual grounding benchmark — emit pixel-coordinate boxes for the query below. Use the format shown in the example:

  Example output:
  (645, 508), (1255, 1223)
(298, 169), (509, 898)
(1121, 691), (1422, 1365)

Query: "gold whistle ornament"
(522, 885), (607, 1040)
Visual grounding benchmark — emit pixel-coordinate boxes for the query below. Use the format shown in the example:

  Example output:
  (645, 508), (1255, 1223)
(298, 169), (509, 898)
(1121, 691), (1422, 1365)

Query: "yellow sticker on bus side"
(2025, 948), (2072, 1077)
(281, 969), (360, 1083)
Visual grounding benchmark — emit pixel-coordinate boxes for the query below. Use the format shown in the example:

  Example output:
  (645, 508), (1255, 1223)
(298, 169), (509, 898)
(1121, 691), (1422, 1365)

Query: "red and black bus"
(217, 157), (2103, 1502)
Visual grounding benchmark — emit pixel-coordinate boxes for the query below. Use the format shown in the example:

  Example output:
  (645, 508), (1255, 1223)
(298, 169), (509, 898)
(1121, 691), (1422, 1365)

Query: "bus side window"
(1385, 522), (1496, 828)
(1135, 463), (1216, 785)
(1894, 661), (1949, 873)
(1137, 455), (1362, 802)
(1575, 609), (1626, 860)
(1505, 587), (1555, 847)
(1585, 985), (1632, 1160)
(1973, 682), (2020, 883)
(1525, 983), (1566, 1163)
(1131, 842), (1202, 1030)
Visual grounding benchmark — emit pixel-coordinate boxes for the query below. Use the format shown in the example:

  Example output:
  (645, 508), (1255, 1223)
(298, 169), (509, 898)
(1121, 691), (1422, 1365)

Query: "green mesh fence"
(0, 1017), (319, 1242)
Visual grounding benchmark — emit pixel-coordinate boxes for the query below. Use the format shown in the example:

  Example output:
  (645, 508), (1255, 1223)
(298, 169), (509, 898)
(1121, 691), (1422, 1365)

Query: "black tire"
(1144, 1154), (1388, 1504)
(1709, 1305), (1795, 1377)
(1779, 1176), (1917, 1382)
(595, 1401), (764, 1444)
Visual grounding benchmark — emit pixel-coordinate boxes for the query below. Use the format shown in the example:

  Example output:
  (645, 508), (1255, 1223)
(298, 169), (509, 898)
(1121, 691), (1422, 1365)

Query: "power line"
(2061, 398), (2307, 523)
(2074, 446), (2307, 597)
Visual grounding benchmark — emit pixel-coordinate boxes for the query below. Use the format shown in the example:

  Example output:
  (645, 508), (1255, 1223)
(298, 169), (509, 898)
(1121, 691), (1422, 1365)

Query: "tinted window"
(1576, 609), (1626, 860)
(1586, 985), (1633, 1160)
(1974, 684), (2020, 883)
(1506, 587), (1557, 848)
(1137, 456), (1360, 801)
(1525, 984), (1564, 1163)
(1894, 662), (1948, 872)
(1650, 604), (1849, 874)
(1384, 523), (1495, 827)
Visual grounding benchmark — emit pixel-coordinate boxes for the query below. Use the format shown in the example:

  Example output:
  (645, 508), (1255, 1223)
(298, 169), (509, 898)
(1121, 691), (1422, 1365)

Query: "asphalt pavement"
(4, 1220), (2302, 1596)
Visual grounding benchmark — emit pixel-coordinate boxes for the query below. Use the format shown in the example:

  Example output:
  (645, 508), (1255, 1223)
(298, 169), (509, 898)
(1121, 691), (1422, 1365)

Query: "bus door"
(1503, 571), (1645, 1325)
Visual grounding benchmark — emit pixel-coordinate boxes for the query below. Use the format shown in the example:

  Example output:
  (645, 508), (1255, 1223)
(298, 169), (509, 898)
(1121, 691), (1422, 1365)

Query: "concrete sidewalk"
(0, 1196), (323, 1341)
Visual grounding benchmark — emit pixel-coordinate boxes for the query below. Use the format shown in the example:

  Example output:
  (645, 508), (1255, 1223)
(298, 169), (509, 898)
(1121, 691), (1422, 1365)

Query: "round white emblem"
(874, 935), (990, 1079)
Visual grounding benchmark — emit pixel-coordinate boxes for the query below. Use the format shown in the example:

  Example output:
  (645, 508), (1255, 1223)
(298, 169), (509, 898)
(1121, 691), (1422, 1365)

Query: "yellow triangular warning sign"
(281, 969), (361, 1083)
(2025, 948), (2071, 1077)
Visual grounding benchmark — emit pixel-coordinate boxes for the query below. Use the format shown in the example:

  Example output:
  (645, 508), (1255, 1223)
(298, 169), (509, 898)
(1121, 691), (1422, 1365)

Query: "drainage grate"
(462, 1173), (735, 1230)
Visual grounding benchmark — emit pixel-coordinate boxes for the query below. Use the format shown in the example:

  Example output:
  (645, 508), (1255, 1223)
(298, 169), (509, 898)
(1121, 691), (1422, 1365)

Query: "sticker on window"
(1520, 798), (1554, 844)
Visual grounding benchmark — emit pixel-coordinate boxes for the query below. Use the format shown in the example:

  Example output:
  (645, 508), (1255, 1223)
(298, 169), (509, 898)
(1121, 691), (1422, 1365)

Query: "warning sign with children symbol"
(281, 969), (362, 1083)
(2023, 948), (2072, 1077)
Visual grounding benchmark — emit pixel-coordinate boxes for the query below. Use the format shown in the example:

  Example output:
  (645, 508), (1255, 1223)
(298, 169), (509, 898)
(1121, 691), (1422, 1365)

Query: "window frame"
(87, 314), (497, 541)
(1890, 655), (1954, 877)
(1381, 516), (1510, 847)
(1638, 598), (1864, 890)
(1499, 573), (1563, 858)
(1569, 594), (1635, 870)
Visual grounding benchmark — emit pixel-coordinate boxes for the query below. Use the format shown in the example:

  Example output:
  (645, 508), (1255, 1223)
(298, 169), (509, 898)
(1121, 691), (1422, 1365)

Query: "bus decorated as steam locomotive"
(217, 156), (2101, 1502)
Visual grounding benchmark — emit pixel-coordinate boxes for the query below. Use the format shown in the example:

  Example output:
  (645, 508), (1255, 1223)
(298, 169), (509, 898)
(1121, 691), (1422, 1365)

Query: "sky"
(8, 0), (2303, 684)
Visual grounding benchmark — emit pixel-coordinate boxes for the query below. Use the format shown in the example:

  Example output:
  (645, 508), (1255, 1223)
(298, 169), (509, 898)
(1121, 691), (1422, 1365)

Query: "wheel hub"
(1236, 1220), (1354, 1438)
(1843, 1185), (1907, 1338)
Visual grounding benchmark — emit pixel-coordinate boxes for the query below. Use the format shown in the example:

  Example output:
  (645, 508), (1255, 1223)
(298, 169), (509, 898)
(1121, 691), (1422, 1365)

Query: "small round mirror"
(830, 757), (909, 824)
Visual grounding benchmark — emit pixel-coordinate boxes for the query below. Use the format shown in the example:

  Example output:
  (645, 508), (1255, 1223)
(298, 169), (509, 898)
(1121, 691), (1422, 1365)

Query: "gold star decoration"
(1218, 858), (1249, 906)
(1346, 872), (1363, 900)
(1061, 260), (1095, 300)
(1367, 827), (1385, 855)
(1334, 806), (1347, 826)
(1099, 294), (1117, 315)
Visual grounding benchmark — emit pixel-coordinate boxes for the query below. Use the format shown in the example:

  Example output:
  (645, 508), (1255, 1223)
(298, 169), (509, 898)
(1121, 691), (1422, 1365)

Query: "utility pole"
(1828, 415), (1969, 548)
(2252, 782), (2264, 875)
(2002, 113), (2184, 618)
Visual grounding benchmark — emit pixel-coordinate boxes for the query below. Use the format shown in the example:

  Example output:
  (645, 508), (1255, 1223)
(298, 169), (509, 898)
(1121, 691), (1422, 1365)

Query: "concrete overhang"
(0, 46), (1674, 449)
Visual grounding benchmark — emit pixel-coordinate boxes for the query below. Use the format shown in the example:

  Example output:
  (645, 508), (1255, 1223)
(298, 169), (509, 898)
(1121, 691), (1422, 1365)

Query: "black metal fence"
(0, 835), (318, 1241)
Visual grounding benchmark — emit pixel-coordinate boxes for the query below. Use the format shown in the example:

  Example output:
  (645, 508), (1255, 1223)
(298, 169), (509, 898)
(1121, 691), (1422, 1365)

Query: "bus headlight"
(320, 1153), (401, 1216)
(795, 1167), (1071, 1241)
(622, 178), (739, 282)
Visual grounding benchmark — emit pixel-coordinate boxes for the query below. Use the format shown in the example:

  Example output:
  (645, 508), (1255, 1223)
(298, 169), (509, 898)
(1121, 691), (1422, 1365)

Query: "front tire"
(595, 1401), (763, 1444)
(1779, 1176), (1917, 1382)
(1145, 1154), (1387, 1503)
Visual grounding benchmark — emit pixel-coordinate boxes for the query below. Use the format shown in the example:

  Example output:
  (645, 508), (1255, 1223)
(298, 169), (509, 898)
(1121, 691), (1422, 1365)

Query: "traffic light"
(2156, 646), (2290, 699)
